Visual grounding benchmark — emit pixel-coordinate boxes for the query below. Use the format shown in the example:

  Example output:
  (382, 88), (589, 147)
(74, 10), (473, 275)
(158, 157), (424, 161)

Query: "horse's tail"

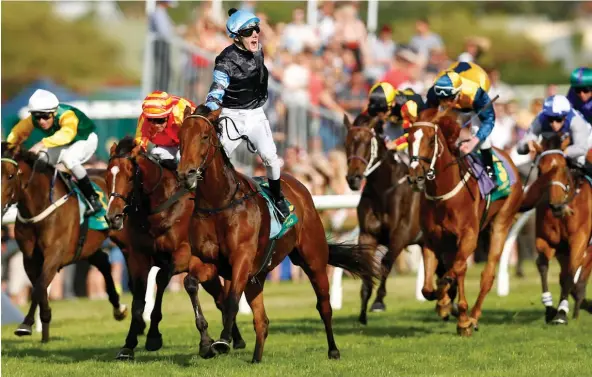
(327, 242), (379, 281)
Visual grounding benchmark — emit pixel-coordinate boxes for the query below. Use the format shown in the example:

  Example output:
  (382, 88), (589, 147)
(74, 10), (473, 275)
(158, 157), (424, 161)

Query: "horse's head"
(1, 142), (22, 217)
(178, 104), (223, 190)
(535, 133), (574, 217)
(344, 113), (382, 190)
(106, 137), (137, 230)
(406, 109), (456, 191)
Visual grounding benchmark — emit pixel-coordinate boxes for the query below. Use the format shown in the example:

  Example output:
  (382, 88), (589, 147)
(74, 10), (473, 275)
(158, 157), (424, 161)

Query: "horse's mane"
(417, 108), (460, 152)
(1, 141), (56, 175)
(191, 104), (234, 169)
(353, 113), (374, 127)
(114, 136), (137, 155)
(541, 133), (567, 151)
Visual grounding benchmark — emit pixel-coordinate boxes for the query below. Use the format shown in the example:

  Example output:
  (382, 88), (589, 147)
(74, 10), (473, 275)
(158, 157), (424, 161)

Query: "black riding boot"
(481, 148), (497, 183)
(77, 175), (102, 216)
(268, 178), (290, 221)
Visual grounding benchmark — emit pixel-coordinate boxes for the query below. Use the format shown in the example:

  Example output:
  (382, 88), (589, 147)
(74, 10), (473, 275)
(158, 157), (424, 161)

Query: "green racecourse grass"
(2, 264), (591, 377)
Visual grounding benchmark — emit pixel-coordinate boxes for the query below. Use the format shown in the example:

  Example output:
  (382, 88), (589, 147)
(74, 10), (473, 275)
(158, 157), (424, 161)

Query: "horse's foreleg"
(373, 242), (405, 312)
(577, 246), (592, 315)
(87, 250), (127, 321)
(245, 279), (268, 363)
(358, 233), (378, 325)
(470, 222), (511, 328)
(183, 273), (216, 358)
(211, 257), (251, 356)
(15, 255), (41, 337)
(421, 245), (439, 301)
(557, 234), (588, 322)
(201, 275), (246, 350)
(535, 238), (557, 322)
(145, 265), (173, 351)
(36, 255), (60, 343)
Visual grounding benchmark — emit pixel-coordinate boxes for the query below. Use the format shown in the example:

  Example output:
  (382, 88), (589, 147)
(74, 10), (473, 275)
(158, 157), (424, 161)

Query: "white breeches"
(151, 145), (180, 162)
(219, 107), (281, 180)
(44, 132), (98, 179)
(457, 112), (492, 149)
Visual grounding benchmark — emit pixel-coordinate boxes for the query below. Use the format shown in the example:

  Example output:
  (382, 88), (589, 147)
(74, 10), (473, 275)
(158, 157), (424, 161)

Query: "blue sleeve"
(473, 88), (495, 141)
(205, 69), (230, 111)
(426, 87), (438, 108)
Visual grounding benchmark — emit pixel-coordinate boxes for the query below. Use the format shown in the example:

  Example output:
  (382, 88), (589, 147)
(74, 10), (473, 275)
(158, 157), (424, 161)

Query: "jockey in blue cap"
(518, 94), (592, 174)
(567, 67), (592, 124)
(203, 8), (290, 220)
(426, 62), (497, 180)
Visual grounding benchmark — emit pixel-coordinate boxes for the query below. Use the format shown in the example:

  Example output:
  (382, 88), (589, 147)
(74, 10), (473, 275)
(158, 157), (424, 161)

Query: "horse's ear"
(184, 105), (192, 120)
(207, 107), (222, 122)
(109, 142), (118, 157)
(344, 113), (352, 129)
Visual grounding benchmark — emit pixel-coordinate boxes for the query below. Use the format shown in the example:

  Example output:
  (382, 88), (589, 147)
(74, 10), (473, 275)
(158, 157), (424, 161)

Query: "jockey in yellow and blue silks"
(426, 61), (497, 180)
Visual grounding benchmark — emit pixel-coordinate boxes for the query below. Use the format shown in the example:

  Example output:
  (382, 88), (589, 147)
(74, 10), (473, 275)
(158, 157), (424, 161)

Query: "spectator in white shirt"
(409, 18), (444, 60)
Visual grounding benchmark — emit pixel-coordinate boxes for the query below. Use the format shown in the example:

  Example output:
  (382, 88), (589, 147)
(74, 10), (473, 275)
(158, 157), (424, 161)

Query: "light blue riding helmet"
(226, 8), (260, 38)
(542, 95), (572, 118)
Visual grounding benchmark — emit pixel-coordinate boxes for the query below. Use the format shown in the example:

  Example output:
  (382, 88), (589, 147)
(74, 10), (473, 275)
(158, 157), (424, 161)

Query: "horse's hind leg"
(145, 265), (173, 351)
(297, 236), (340, 359)
(535, 238), (557, 323)
(358, 233), (378, 324)
(87, 250), (127, 321)
(469, 221), (511, 330)
(244, 278), (269, 363)
(571, 248), (592, 319)
(577, 246), (592, 315)
(15, 254), (41, 337)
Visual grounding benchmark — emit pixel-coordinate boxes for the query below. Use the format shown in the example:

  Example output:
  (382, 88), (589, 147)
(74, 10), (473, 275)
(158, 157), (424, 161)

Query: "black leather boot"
(77, 176), (102, 216)
(268, 178), (290, 221)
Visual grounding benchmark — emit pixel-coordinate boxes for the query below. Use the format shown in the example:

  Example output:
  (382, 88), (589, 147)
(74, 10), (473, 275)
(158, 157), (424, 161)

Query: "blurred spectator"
(458, 36), (491, 64)
(365, 25), (397, 83)
(150, 0), (177, 92)
(317, 1), (336, 48)
(1, 224), (30, 306)
(281, 7), (319, 54)
(337, 71), (369, 115)
(333, 3), (367, 72)
(380, 46), (417, 90)
(487, 66), (515, 102)
(409, 18), (444, 60)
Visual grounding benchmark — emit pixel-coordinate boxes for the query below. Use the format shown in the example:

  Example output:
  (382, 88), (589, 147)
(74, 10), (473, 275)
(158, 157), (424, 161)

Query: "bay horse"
(105, 137), (245, 360)
(406, 109), (523, 336)
(520, 134), (592, 324)
(344, 114), (424, 323)
(0, 142), (127, 343)
(177, 105), (377, 363)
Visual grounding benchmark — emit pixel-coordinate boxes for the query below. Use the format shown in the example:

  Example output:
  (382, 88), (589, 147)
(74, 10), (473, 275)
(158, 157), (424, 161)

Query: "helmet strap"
(234, 37), (248, 51)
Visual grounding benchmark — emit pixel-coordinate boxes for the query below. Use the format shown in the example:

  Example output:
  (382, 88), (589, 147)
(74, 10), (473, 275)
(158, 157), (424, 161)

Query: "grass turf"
(2, 263), (591, 377)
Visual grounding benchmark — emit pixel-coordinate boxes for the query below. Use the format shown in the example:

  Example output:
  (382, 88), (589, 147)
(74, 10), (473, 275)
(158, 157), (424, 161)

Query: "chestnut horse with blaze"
(406, 109), (523, 336)
(177, 105), (377, 363)
(520, 135), (592, 324)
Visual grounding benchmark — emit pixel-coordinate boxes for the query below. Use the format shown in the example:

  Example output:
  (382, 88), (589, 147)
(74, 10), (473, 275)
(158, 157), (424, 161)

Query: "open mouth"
(250, 39), (258, 49)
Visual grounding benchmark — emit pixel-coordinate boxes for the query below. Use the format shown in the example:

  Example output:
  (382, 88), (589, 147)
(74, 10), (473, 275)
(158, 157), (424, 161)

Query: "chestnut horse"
(520, 134), (592, 324)
(0, 142), (127, 343)
(105, 137), (245, 360)
(406, 109), (523, 336)
(177, 105), (377, 363)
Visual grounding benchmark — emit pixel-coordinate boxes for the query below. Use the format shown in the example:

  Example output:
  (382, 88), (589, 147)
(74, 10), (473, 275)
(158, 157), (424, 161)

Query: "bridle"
(346, 126), (382, 177)
(1, 157), (21, 218)
(535, 149), (576, 215)
(182, 114), (224, 181)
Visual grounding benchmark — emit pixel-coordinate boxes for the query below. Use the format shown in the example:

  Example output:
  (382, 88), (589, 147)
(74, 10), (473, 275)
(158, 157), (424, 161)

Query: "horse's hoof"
(545, 306), (558, 324)
(145, 334), (163, 351)
(199, 344), (217, 359)
(233, 338), (247, 350)
(358, 314), (367, 325)
(457, 324), (473, 337)
(251, 358), (261, 364)
(551, 310), (568, 325)
(441, 315), (450, 322)
(370, 301), (386, 312)
(14, 324), (33, 337)
(211, 339), (231, 355)
(115, 348), (135, 361)
(113, 305), (128, 321)
(328, 349), (341, 360)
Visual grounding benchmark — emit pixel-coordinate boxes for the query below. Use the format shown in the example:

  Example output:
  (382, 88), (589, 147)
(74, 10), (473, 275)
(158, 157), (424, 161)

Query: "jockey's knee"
(61, 155), (87, 179)
(479, 137), (492, 150)
(260, 153), (281, 180)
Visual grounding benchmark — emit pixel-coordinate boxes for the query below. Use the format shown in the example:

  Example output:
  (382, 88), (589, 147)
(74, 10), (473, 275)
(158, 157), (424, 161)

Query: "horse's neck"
(425, 138), (464, 199)
(367, 150), (402, 193)
(17, 163), (68, 217)
(137, 159), (178, 209)
(197, 152), (237, 207)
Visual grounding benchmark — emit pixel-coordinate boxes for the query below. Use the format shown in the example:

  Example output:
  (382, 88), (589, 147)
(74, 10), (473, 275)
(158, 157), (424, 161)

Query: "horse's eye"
(202, 134), (209, 140)
(8, 174), (14, 179)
